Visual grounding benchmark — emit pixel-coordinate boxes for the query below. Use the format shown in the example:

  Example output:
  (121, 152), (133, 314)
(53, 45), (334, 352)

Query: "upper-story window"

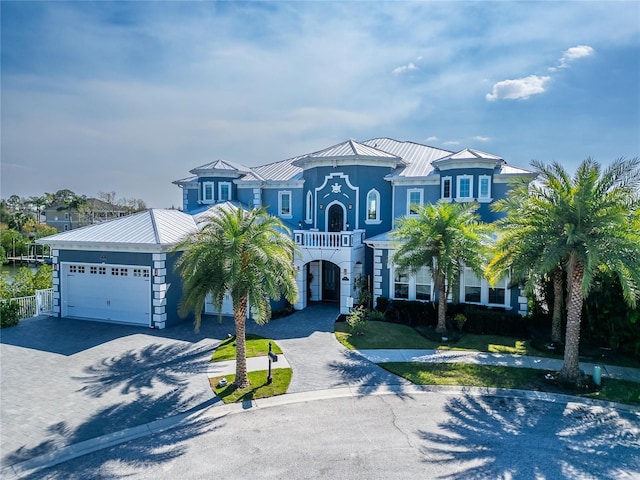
(202, 181), (215, 203)
(407, 189), (423, 215)
(478, 175), (491, 202)
(219, 182), (231, 202)
(441, 176), (452, 201)
(305, 191), (313, 223)
(366, 189), (381, 224)
(456, 175), (473, 202)
(279, 191), (292, 218)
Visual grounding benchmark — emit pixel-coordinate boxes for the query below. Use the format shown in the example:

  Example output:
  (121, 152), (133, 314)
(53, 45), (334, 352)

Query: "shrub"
(454, 313), (467, 331)
(0, 300), (20, 328)
(367, 309), (385, 322)
(346, 306), (368, 335)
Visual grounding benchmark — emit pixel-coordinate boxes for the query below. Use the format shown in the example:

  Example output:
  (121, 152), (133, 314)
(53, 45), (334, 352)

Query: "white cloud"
(443, 140), (460, 146)
(425, 136), (438, 142)
(392, 62), (418, 75)
(472, 136), (490, 142)
(553, 45), (595, 70)
(486, 75), (551, 101)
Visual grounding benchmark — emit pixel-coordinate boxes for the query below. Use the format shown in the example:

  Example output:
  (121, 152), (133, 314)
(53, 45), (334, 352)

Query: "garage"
(61, 262), (151, 325)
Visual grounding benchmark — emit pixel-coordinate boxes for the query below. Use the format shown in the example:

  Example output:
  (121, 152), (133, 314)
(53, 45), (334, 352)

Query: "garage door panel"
(63, 263), (150, 325)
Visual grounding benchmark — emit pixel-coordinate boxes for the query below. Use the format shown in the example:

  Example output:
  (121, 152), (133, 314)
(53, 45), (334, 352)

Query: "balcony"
(293, 229), (365, 249)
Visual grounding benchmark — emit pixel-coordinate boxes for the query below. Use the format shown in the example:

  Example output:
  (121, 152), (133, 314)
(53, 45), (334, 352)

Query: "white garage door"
(204, 292), (234, 316)
(62, 263), (151, 325)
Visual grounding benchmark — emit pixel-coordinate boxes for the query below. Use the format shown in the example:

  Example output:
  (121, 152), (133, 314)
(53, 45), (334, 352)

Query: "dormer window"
(202, 181), (215, 203)
(441, 176), (452, 201)
(219, 182), (231, 202)
(478, 175), (491, 202)
(456, 175), (473, 202)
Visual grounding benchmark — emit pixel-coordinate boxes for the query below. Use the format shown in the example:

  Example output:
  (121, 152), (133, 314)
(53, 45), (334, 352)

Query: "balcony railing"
(293, 230), (364, 248)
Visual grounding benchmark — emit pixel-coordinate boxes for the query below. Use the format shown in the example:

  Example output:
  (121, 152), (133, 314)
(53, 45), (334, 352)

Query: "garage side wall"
(164, 252), (191, 327)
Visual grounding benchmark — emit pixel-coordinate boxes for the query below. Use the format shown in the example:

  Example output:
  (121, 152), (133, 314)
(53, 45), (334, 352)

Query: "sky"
(2, 1), (639, 209)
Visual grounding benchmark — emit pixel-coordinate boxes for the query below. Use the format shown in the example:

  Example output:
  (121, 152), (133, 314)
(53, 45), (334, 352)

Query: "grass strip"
(212, 334), (283, 362)
(380, 362), (640, 405)
(210, 369), (292, 404)
(335, 321), (434, 350)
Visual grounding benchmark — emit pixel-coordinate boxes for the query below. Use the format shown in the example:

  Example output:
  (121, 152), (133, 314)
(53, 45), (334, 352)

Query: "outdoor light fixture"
(345, 221), (350, 230)
(298, 221), (303, 230)
(154, 268), (159, 277)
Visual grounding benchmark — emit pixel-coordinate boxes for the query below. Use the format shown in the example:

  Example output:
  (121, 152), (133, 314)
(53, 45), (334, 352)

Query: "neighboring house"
(40, 137), (535, 329)
(44, 198), (130, 232)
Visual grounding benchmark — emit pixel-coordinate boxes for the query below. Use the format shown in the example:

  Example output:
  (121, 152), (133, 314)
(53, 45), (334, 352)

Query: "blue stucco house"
(40, 137), (534, 328)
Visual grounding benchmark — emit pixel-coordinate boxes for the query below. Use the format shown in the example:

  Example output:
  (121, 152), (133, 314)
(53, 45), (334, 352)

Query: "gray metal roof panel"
(39, 209), (197, 246)
(363, 138), (452, 177)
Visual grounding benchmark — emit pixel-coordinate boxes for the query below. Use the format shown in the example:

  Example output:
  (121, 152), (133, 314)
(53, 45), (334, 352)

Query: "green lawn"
(335, 321), (435, 350)
(380, 362), (640, 406)
(212, 334), (283, 362)
(210, 369), (292, 404)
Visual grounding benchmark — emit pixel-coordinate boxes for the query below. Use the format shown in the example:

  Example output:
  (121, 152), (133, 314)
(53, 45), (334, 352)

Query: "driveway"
(0, 304), (403, 469)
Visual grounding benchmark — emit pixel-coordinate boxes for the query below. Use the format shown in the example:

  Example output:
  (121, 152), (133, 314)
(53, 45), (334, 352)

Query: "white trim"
(391, 266), (433, 301)
(406, 188), (423, 216)
(456, 175), (473, 202)
(305, 191), (313, 223)
(325, 200), (347, 231)
(365, 188), (382, 224)
(202, 181), (215, 203)
(278, 190), (292, 218)
(478, 175), (492, 203)
(314, 172), (360, 230)
(460, 267), (510, 308)
(218, 181), (232, 202)
(441, 176), (452, 200)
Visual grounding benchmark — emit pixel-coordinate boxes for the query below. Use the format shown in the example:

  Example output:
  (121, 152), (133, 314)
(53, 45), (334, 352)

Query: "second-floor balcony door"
(328, 204), (344, 232)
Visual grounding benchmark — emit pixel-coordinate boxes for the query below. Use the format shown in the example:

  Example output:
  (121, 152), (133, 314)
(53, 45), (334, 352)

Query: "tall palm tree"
(491, 158), (640, 384)
(391, 201), (490, 333)
(175, 206), (298, 388)
(488, 177), (565, 343)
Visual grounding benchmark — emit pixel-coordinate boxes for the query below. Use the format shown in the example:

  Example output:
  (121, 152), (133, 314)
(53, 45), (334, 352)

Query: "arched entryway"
(327, 203), (344, 232)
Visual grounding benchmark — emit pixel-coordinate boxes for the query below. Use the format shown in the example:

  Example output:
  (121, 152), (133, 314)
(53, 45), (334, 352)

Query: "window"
(415, 267), (432, 300)
(457, 175), (473, 201)
(464, 268), (482, 303)
(90, 266), (97, 275)
(489, 277), (507, 305)
(366, 189), (381, 223)
(394, 271), (409, 299)
(202, 182), (215, 203)
(98, 267), (106, 275)
(478, 175), (492, 203)
(407, 189), (423, 215)
(69, 265), (77, 273)
(278, 191), (292, 218)
(78, 266), (85, 274)
(219, 182), (231, 202)
(305, 191), (313, 222)
(441, 176), (452, 200)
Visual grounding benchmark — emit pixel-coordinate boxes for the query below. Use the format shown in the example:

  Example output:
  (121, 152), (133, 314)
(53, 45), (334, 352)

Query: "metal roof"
(189, 159), (252, 175)
(301, 139), (400, 159)
(251, 158), (303, 182)
(362, 138), (452, 178)
(38, 209), (198, 246)
(436, 148), (504, 162)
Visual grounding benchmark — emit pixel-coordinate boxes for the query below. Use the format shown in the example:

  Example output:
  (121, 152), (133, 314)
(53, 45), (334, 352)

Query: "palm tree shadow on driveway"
(417, 394), (640, 479)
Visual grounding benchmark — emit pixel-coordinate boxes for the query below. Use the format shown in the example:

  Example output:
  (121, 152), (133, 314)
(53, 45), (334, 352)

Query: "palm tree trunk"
(559, 257), (584, 384)
(436, 272), (447, 333)
(551, 268), (563, 344)
(234, 297), (251, 388)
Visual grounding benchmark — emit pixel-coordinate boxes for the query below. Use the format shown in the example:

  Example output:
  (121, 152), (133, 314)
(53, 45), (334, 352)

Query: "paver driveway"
(0, 303), (404, 469)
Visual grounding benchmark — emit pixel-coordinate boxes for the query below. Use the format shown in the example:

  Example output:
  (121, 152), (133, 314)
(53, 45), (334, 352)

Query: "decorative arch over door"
(327, 203), (345, 232)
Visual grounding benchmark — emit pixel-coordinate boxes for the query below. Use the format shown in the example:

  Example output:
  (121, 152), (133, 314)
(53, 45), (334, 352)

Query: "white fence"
(4, 289), (54, 320)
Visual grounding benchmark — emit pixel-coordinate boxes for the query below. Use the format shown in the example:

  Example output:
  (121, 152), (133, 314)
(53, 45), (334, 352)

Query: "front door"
(328, 204), (344, 232)
(322, 261), (340, 302)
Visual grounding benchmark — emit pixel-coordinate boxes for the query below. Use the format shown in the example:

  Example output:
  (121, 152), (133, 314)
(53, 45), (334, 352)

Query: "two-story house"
(39, 137), (534, 329)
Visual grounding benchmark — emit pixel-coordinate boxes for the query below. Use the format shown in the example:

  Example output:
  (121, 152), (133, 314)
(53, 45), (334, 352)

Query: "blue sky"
(2, 1), (639, 208)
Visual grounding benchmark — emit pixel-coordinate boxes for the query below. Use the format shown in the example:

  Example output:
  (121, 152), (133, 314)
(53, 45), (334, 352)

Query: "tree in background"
(175, 206), (298, 388)
(392, 201), (490, 333)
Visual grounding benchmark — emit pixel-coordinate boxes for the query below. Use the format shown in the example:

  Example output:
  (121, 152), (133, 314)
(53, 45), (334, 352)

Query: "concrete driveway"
(0, 303), (405, 472)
